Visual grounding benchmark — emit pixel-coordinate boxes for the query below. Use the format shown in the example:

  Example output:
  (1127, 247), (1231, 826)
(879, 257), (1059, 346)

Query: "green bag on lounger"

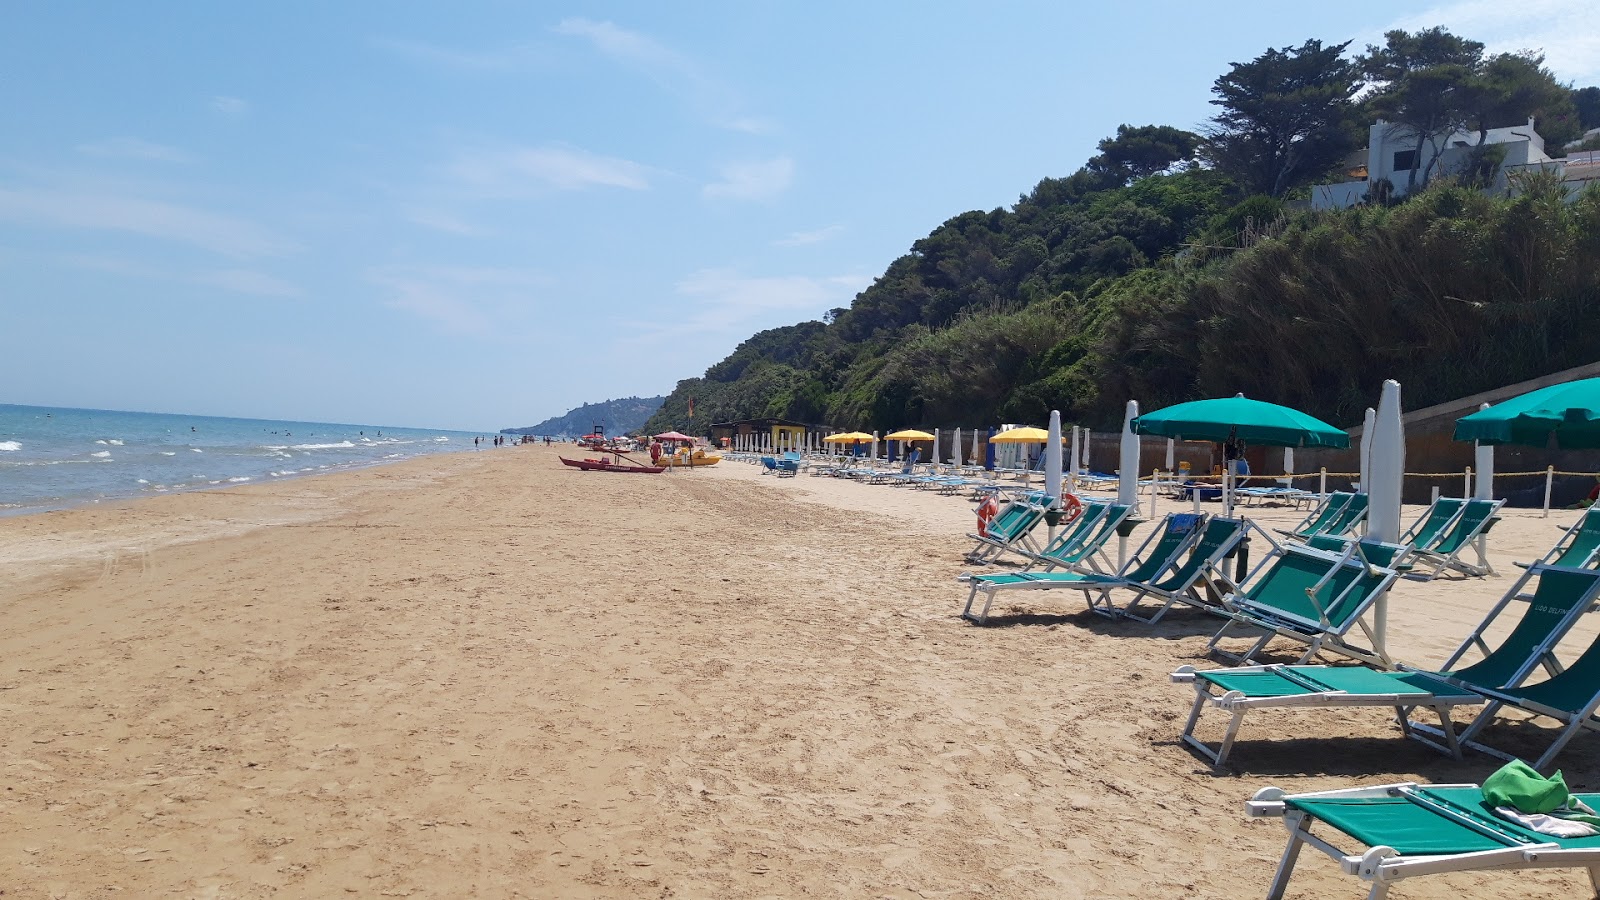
(1484, 759), (1600, 826)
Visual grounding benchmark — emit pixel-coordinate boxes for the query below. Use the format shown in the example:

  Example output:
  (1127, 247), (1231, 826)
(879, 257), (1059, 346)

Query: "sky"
(4, 2), (1598, 432)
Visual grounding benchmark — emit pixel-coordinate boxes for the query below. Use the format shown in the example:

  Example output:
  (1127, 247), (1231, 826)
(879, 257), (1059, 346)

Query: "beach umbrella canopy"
(822, 431), (873, 444)
(653, 431), (694, 441)
(1044, 411), (1063, 508)
(1118, 401), (1140, 508)
(884, 429), (934, 441)
(1454, 378), (1600, 448)
(989, 426), (1052, 443)
(1367, 381), (1405, 543)
(1132, 395), (1350, 448)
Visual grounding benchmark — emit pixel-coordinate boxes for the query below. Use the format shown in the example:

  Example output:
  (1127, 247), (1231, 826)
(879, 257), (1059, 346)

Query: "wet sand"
(2, 445), (1597, 898)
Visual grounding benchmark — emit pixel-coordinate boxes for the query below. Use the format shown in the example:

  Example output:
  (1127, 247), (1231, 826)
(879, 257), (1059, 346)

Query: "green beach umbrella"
(1454, 378), (1600, 448)
(1131, 395), (1350, 449)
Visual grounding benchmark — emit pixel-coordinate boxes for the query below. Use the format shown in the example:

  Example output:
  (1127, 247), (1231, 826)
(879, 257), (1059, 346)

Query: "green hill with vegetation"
(505, 395), (665, 438)
(645, 29), (1600, 437)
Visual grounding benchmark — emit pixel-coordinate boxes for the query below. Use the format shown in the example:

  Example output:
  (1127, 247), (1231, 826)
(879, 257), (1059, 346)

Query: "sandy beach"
(4, 446), (1599, 899)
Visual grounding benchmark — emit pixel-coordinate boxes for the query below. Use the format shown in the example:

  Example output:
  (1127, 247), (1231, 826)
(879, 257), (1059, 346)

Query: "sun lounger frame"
(1170, 664), (1482, 767)
(1247, 781), (1600, 899)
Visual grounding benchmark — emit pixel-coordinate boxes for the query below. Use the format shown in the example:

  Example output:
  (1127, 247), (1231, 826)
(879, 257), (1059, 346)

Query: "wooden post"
(1464, 467), (1472, 498)
(1319, 467), (1327, 500)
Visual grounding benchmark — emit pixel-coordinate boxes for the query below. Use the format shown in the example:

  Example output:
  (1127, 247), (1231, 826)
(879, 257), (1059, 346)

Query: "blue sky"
(4, 2), (1597, 432)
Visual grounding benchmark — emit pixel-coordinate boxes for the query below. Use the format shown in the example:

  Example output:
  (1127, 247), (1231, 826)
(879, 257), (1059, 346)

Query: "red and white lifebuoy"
(1059, 492), (1084, 524)
(976, 496), (1000, 536)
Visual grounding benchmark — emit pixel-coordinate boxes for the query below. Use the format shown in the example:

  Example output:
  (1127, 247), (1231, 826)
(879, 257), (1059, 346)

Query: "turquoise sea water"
(0, 404), (484, 517)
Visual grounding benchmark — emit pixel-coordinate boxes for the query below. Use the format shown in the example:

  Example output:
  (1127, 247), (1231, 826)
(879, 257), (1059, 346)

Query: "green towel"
(1483, 760), (1600, 826)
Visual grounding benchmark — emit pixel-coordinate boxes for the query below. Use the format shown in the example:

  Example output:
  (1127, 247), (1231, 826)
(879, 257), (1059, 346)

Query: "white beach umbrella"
(1367, 380), (1405, 663)
(1358, 407), (1376, 492)
(1165, 438), (1176, 472)
(1118, 400), (1140, 510)
(1283, 447), (1295, 482)
(1081, 429), (1093, 472)
(970, 428), (981, 468)
(951, 427), (962, 465)
(1474, 401), (1495, 500)
(1068, 425), (1081, 489)
(1045, 410), (1064, 509)
(932, 428), (941, 470)
(870, 430), (879, 462)
(1368, 380), (1405, 543)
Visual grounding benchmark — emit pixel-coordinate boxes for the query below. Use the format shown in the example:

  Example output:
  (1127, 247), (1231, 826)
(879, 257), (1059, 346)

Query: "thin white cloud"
(1380, 1), (1600, 82)
(52, 253), (301, 298)
(76, 137), (194, 164)
(553, 17), (775, 133)
(192, 268), (301, 297)
(616, 267), (868, 349)
(402, 206), (491, 236)
(368, 265), (551, 338)
(371, 36), (541, 73)
(446, 143), (651, 192)
(774, 224), (844, 247)
(704, 157), (794, 201)
(0, 186), (297, 258)
(210, 95), (249, 116)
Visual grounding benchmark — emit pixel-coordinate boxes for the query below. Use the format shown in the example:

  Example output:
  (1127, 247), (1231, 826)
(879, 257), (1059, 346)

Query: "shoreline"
(4, 446), (1598, 897)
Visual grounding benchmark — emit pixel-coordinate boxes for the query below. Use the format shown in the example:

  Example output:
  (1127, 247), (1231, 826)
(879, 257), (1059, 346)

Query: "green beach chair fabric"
(1398, 564), (1600, 757)
(1112, 516), (1252, 623)
(1518, 505), (1600, 571)
(1274, 491), (1352, 540)
(1410, 497), (1505, 578)
(957, 511), (1201, 624)
(963, 500), (1047, 564)
(1399, 496), (1468, 554)
(1034, 502), (1132, 575)
(1247, 781), (1600, 898)
(1319, 491), (1370, 538)
(1022, 500), (1112, 568)
(1171, 663), (1482, 767)
(1460, 624), (1600, 771)
(1208, 542), (1399, 667)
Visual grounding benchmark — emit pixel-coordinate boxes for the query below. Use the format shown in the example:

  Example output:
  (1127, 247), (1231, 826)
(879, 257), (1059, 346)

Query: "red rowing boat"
(558, 455), (666, 474)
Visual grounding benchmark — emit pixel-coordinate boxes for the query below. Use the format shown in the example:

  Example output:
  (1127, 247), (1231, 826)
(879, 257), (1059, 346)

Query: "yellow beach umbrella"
(989, 426), (1054, 443)
(883, 429), (934, 441)
(822, 431), (874, 444)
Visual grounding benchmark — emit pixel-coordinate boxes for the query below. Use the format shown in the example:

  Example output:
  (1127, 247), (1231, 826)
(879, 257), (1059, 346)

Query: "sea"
(0, 404), (486, 517)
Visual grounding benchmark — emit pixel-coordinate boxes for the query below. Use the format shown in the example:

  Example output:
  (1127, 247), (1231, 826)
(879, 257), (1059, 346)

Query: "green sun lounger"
(1460, 624), (1600, 771)
(1410, 497), (1504, 578)
(1248, 781), (1600, 899)
(1399, 496), (1467, 554)
(958, 511), (1199, 624)
(1111, 516), (1252, 624)
(1518, 505), (1600, 571)
(964, 500), (1047, 564)
(1208, 542), (1399, 667)
(1275, 491), (1353, 540)
(1400, 565), (1600, 762)
(1018, 500), (1115, 569)
(1172, 664), (1483, 767)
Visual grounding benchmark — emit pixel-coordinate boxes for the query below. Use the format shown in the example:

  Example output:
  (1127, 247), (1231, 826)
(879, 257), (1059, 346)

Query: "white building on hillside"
(1310, 118), (1595, 210)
